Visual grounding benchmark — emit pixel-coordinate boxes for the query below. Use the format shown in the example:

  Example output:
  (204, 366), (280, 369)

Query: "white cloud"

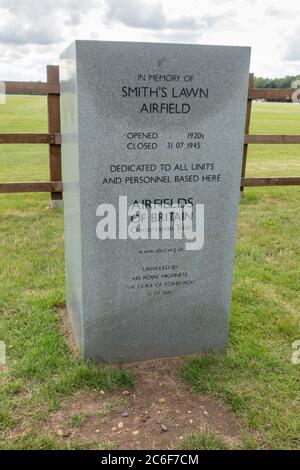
(0, 0), (299, 80)
(104, 0), (169, 30)
(264, 6), (292, 19)
(0, 0), (97, 45)
(283, 28), (300, 61)
(103, 0), (232, 31)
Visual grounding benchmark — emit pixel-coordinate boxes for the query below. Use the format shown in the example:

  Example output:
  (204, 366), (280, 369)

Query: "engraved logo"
(157, 57), (168, 67)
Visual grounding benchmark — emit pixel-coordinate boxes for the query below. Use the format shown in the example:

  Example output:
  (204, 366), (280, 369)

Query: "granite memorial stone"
(60, 40), (251, 363)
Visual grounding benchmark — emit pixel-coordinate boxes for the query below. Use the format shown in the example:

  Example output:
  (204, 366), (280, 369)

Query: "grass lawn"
(0, 97), (300, 449)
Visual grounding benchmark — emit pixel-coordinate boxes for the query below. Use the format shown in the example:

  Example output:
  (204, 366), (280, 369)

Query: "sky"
(0, 0), (300, 81)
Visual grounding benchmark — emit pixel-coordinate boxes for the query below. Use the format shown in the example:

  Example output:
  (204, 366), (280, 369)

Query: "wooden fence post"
(47, 65), (62, 208)
(241, 73), (254, 197)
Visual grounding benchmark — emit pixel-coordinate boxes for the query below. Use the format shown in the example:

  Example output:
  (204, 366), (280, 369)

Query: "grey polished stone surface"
(60, 40), (250, 363)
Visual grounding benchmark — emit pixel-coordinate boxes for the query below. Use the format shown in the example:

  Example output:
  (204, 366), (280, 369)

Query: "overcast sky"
(0, 0), (300, 81)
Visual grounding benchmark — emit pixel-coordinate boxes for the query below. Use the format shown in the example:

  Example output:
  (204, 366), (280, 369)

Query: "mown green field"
(0, 97), (299, 449)
(247, 102), (300, 177)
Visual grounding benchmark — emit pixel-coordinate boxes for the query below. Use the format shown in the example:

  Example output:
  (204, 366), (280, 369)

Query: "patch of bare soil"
(48, 357), (241, 450)
(53, 308), (241, 449)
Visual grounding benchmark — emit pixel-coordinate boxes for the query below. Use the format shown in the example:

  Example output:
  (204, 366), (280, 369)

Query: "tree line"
(254, 75), (300, 88)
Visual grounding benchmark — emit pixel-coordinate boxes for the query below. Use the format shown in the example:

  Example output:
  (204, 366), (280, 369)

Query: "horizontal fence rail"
(2, 133), (300, 146)
(0, 70), (300, 199)
(4, 81), (59, 95)
(242, 177), (300, 186)
(2, 178), (300, 194)
(249, 88), (296, 100)
(245, 135), (300, 144)
(0, 133), (61, 144)
(3, 80), (296, 100)
(0, 182), (63, 193)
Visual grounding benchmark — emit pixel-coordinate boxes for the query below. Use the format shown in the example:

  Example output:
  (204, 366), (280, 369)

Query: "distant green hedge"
(254, 75), (300, 89)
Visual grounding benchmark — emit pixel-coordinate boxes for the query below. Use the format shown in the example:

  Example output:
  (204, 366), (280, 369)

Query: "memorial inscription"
(60, 40), (251, 363)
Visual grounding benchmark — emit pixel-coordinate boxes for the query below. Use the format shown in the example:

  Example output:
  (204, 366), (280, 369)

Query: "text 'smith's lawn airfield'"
(0, 97), (300, 449)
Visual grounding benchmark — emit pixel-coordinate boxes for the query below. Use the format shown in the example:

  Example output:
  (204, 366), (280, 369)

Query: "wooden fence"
(241, 73), (300, 190)
(0, 68), (300, 206)
(0, 65), (63, 208)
